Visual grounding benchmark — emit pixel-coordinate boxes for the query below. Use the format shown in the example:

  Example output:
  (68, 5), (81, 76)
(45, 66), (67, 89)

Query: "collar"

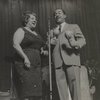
(60, 22), (66, 28)
(57, 22), (66, 32)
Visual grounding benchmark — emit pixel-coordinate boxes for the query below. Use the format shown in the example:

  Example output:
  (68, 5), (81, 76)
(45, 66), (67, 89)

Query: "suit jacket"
(50, 23), (86, 68)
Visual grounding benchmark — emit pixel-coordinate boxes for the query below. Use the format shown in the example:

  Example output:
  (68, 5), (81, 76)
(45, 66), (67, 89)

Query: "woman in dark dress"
(13, 11), (47, 100)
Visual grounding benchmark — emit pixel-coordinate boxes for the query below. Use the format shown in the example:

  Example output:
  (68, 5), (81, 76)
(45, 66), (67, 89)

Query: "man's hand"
(65, 31), (80, 49)
(51, 37), (58, 45)
(65, 31), (74, 39)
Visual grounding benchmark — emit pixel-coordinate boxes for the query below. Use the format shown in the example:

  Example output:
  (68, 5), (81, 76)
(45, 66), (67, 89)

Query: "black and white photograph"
(0, 0), (100, 100)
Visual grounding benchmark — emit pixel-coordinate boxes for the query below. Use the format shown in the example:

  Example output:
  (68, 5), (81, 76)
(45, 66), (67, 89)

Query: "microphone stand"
(47, 18), (52, 100)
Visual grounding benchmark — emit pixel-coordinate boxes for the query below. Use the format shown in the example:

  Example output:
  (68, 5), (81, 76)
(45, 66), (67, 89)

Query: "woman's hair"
(22, 11), (37, 26)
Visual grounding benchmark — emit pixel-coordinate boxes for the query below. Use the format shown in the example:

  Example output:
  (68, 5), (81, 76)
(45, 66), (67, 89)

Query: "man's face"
(54, 9), (66, 24)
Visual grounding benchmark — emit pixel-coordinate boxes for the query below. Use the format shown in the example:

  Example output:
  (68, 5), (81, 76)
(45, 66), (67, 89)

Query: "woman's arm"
(13, 28), (30, 68)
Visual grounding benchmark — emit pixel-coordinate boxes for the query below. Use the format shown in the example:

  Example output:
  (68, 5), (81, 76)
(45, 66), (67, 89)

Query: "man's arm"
(65, 24), (86, 49)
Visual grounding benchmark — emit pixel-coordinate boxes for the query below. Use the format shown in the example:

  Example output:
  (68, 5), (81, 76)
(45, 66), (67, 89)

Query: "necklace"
(24, 27), (38, 36)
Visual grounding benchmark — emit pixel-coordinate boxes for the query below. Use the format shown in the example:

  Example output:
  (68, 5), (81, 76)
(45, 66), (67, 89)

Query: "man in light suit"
(50, 8), (86, 100)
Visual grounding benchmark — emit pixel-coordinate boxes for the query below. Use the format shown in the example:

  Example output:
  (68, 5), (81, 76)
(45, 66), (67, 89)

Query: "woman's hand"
(24, 56), (31, 68)
(41, 47), (48, 56)
(43, 50), (48, 56)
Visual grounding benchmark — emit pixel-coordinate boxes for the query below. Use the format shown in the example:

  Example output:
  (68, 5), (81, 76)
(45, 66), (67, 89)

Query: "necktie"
(59, 24), (62, 32)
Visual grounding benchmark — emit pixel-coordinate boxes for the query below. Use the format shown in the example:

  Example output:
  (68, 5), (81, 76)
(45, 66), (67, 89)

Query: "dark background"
(0, 0), (100, 99)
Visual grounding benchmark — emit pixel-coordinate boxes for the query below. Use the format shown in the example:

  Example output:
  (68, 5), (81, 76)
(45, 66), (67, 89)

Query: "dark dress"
(13, 28), (44, 98)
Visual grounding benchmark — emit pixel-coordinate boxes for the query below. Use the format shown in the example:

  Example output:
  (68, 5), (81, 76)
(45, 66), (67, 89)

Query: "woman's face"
(27, 14), (37, 29)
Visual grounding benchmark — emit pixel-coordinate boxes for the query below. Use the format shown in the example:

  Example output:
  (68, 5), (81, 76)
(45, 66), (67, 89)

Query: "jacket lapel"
(61, 23), (69, 33)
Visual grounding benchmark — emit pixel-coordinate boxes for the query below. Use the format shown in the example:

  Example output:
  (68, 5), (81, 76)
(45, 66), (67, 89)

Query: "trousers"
(55, 65), (81, 100)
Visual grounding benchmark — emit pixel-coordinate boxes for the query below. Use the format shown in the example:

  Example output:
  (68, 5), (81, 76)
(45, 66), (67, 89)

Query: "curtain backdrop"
(0, 0), (100, 97)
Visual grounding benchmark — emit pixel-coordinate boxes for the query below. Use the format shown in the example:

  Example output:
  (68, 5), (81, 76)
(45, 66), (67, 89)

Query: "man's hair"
(54, 8), (66, 16)
(22, 11), (37, 26)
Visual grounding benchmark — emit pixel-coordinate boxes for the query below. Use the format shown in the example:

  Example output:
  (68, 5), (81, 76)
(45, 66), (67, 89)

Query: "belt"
(55, 65), (81, 70)
(64, 65), (81, 68)
(55, 66), (62, 70)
